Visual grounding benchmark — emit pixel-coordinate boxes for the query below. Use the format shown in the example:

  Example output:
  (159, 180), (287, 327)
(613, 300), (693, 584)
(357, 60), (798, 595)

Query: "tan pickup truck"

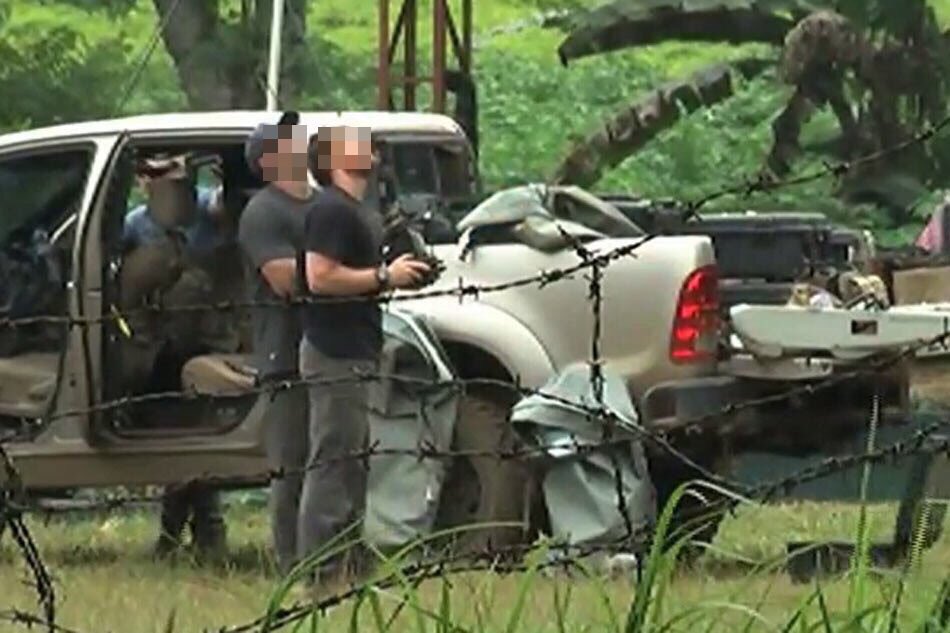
(0, 110), (907, 546)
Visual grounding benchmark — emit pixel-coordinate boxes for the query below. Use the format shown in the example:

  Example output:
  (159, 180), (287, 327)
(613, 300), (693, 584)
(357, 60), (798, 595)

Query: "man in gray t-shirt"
(238, 184), (308, 378)
(237, 111), (315, 575)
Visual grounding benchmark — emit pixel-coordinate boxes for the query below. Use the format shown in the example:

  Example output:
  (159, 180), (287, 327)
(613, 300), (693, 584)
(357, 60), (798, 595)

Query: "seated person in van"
(123, 154), (227, 256)
(119, 154), (232, 562)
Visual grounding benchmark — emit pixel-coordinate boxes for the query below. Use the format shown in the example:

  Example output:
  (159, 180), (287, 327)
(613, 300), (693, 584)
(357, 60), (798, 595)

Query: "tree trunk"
(151, 0), (237, 109)
(152, 0), (308, 111)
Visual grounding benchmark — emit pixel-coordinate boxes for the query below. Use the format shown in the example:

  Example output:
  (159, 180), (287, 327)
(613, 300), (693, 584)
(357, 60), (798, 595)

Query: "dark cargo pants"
(263, 381), (309, 576)
(297, 336), (374, 583)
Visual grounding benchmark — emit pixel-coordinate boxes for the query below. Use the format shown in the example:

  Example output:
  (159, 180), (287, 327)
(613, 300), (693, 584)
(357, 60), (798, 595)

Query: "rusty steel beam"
(386, 0), (410, 63)
(378, 0), (472, 114)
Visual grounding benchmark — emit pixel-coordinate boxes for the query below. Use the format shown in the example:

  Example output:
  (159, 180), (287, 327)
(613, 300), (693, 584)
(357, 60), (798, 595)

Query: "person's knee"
(310, 394), (369, 449)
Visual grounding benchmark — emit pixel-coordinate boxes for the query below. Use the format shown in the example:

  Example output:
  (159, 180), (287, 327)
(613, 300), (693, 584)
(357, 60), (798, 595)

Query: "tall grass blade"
(502, 543), (547, 633)
(471, 572), (493, 633)
(262, 520), (490, 632)
(367, 589), (389, 633)
(551, 579), (574, 633)
(815, 579), (834, 633)
(917, 574), (950, 633)
(357, 523), (507, 633)
(367, 523), (518, 632)
(849, 392), (881, 616)
(887, 552), (912, 633)
(438, 577), (452, 633)
(740, 566), (796, 633)
(349, 589), (368, 633)
(361, 541), (429, 633)
(626, 480), (715, 633)
(162, 608), (176, 633)
(569, 557), (623, 632)
(707, 536), (827, 633)
(841, 604), (890, 630)
(778, 584), (823, 633)
(372, 586), (478, 633)
(289, 610), (320, 633)
(658, 601), (780, 633)
(261, 520), (364, 632)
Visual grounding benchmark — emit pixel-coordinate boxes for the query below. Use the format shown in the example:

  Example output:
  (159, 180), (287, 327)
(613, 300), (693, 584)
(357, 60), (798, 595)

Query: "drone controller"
(380, 196), (446, 290)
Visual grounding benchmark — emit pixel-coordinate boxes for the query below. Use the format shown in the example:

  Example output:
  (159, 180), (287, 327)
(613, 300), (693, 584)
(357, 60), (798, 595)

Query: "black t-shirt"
(303, 185), (384, 360)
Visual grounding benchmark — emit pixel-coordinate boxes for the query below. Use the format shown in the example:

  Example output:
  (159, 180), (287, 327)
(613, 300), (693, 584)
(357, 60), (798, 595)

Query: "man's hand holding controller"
(376, 253), (432, 291)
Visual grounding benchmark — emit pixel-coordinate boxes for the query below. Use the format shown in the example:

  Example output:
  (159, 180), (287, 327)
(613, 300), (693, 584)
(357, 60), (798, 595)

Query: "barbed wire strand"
(1, 444), (56, 633)
(2, 105), (950, 633)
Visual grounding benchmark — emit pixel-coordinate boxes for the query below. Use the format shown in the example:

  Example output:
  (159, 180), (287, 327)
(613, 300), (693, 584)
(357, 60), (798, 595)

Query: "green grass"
(1, 500), (948, 632)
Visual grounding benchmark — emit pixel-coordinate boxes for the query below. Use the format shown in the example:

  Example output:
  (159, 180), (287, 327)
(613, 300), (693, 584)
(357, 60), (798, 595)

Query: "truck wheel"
(648, 450), (729, 562)
(433, 389), (535, 556)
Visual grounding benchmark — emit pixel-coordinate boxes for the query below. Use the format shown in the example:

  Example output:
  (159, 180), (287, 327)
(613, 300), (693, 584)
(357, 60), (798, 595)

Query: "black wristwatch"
(375, 263), (391, 290)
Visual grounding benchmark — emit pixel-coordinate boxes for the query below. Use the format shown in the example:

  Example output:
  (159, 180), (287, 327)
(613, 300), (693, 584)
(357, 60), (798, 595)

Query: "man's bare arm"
(307, 252), (430, 295)
(306, 252), (378, 296)
(261, 258), (298, 298)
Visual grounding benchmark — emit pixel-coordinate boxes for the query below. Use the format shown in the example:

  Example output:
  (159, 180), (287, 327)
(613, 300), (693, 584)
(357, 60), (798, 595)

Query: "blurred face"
(259, 124), (308, 182)
(338, 126), (373, 174)
(319, 126), (371, 176)
(309, 126), (374, 187)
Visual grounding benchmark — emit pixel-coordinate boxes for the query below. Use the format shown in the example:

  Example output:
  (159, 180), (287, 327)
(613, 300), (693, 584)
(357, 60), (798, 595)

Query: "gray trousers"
(297, 336), (374, 581)
(263, 380), (309, 576)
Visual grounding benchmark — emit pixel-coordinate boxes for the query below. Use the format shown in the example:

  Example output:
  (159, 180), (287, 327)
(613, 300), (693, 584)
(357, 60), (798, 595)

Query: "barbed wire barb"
(2, 96), (950, 633)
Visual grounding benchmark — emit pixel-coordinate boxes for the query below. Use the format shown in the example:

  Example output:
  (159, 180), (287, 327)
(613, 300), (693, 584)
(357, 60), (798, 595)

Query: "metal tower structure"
(377, 0), (474, 114)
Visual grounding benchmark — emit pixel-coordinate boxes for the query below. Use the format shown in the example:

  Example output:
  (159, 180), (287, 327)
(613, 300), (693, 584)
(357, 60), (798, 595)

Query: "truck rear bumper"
(639, 364), (911, 456)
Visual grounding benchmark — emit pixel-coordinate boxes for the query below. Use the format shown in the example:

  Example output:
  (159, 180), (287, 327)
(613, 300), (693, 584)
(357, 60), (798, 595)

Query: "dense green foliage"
(2, 0), (950, 245)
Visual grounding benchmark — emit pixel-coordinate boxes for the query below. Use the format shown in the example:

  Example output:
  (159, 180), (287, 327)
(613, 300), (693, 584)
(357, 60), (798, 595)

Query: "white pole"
(265, 0), (286, 111)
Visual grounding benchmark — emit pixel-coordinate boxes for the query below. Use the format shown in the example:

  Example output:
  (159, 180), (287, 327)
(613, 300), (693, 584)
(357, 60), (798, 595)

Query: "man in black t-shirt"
(299, 125), (429, 585)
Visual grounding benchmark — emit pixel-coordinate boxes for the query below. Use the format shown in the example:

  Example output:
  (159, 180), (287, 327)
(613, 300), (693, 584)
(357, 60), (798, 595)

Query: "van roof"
(0, 110), (466, 149)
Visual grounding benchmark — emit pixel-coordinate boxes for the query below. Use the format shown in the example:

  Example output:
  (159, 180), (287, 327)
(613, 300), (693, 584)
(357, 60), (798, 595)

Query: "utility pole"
(265, 0), (286, 111)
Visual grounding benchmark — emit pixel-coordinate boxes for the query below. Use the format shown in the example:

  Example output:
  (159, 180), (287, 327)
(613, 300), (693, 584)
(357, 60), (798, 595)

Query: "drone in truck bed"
(730, 301), (950, 362)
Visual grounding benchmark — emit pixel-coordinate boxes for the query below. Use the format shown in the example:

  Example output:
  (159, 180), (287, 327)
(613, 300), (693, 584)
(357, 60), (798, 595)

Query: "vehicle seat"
(0, 352), (59, 417)
(181, 354), (256, 396)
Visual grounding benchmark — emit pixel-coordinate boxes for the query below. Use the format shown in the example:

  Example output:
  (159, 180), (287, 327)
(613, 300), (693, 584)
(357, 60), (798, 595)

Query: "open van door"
(0, 133), (126, 488)
(66, 130), (273, 487)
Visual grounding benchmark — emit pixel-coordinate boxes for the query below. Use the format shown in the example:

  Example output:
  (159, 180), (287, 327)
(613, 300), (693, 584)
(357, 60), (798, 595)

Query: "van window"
(392, 143), (438, 195)
(389, 141), (475, 199)
(0, 148), (93, 245)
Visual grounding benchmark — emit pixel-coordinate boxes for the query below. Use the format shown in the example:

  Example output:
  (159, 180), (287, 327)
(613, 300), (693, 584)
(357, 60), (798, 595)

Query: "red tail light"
(670, 265), (720, 364)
